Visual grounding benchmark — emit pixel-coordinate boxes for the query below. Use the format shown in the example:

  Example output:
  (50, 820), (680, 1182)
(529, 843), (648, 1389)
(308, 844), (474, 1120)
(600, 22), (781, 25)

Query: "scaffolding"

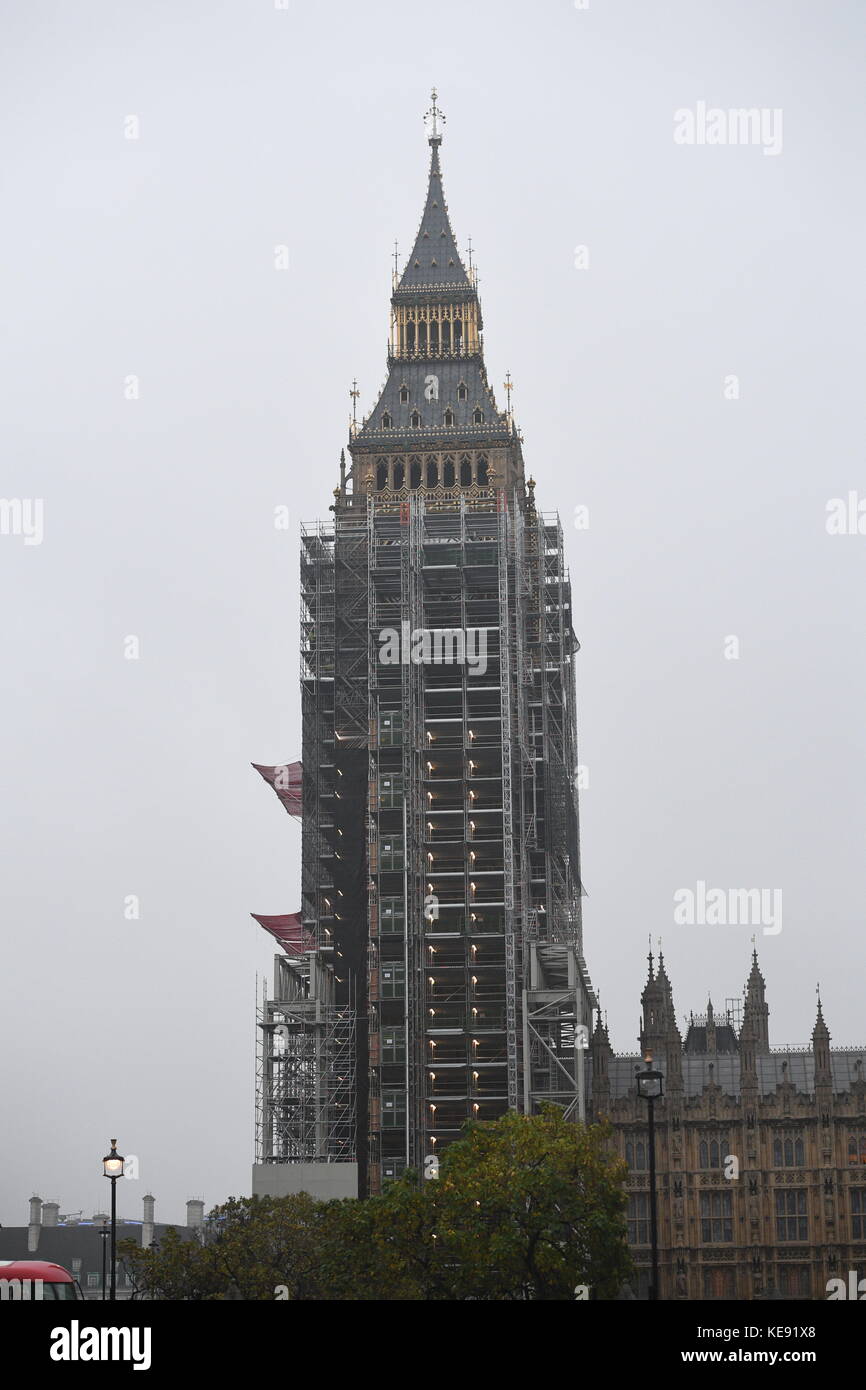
(256, 476), (595, 1195)
(256, 948), (356, 1164)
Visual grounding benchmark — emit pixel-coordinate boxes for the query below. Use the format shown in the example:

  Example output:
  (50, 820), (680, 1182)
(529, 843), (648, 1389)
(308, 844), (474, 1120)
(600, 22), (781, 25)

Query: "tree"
(409, 1109), (632, 1300)
(122, 1111), (631, 1300)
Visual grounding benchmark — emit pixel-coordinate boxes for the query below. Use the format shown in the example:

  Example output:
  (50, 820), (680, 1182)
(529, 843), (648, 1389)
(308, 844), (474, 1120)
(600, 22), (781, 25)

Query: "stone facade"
(589, 952), (866, 1299)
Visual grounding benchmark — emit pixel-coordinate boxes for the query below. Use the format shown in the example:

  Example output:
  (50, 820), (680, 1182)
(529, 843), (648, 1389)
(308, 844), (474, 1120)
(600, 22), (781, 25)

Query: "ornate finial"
(504, 371), (514, 415)
(526, 475), (536, 507)
(467, 236), (473, 274)
(350, 378), (360, 426)
(425, 88), (445, 145)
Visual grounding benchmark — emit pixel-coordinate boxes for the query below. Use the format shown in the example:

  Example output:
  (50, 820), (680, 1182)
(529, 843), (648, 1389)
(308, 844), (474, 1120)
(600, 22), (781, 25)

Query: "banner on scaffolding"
(251, 761), (303, 817)
(251, 912), (314, 955)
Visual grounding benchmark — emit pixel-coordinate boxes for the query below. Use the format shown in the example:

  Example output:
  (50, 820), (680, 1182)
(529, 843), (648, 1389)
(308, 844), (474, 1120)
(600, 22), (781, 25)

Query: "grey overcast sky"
(1, 0), (864, 1226)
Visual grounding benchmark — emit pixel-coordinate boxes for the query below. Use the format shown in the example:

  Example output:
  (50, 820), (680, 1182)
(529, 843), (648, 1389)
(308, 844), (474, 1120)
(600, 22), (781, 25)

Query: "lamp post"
(637, 1051), (663, 1300)
(99, 1225), (110, 1300)
(102, 1139), (125, 1301)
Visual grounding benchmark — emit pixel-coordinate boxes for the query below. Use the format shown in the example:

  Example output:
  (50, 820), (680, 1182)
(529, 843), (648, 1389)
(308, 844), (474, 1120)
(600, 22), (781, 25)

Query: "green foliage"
(121, 1110), (631, 1301)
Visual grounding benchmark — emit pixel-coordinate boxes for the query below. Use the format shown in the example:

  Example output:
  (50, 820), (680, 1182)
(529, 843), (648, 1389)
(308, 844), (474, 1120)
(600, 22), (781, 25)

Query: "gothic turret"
(742, 947), (770, 1053)
(812, 993), (832, 1086)
(347, 91), (522, 497)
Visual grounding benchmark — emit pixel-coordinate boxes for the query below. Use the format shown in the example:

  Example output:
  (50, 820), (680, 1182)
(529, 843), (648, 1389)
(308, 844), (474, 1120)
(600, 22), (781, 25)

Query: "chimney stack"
(142, 1194), (155, 1250)
(186, 1199), (205, 1231)
(27, 1195), (42, 1253)
(42, 1200), (60, 1228)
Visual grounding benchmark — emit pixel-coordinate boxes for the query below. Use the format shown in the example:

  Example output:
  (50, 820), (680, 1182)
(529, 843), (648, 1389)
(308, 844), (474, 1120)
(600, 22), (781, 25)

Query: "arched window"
(418, 321), (427, 352)
(406, 323), (415, 353)
(774, 1139), (783, 1167)
(636, 1141), (646, 1170)
(477, 457), (489, 485)
(410, 458), (422, 488)
(709, 1140), (720, 1168)
(850, 1138), (859, 1165)
(400, 385), (410, 404)
(426, 457), (438, 487)
(460, 456), (472, 486)
(473, 408), (484, 424)
(393, 461), (404, 489)
(376, 461), (388, 491)
(443, 457), (455, 487)
(626, 1140), (634, 1168)
(795, 1138), (804, 1166)
(457, 381), (467, 402)
(441, 320), (451, 351)
(453, 318), (462, 349)
(699, 1140), (708, 1169)
(784, 1138), (794, 1167)
(430, 320), (439, 352)
(444, 409), (454, 427)
(382, 413), (392, 429)
(411, 411), (421, 428)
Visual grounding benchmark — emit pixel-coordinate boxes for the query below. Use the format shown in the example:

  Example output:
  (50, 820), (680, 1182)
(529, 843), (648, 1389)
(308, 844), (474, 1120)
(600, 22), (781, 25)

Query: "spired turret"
(347, 91), (522, 498)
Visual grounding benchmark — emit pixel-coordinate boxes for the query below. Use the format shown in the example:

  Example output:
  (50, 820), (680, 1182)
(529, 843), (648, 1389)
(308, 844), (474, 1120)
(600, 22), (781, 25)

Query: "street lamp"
(637, 1051), (663, 1301)
(102, 1139), (125, 1301)
(99, 1225), (110, 1300)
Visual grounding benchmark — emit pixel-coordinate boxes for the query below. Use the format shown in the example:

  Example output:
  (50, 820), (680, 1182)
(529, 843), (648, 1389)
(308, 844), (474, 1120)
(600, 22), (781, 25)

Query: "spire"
(812, 987), (832, 1084)
(741, 946), (770, 1052)
(396, 91), (473, 295)
(349, 92), (519, 487)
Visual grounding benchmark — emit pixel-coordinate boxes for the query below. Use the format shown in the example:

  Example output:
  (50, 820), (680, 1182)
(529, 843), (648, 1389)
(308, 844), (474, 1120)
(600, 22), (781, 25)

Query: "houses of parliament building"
(589, 950), (866, 1299)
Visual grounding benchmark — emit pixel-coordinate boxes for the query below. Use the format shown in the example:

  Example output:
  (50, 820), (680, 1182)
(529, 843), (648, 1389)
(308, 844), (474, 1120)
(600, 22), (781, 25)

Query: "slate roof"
(356, 357), (509, 448)
(596, 1050), (866, 1101)
(395, 141), (472, 296)
(683, 1023), (739, 1054)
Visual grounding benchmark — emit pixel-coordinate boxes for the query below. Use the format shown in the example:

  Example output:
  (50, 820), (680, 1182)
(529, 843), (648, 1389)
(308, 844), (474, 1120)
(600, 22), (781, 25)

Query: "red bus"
(0, 1260), (85, 1300)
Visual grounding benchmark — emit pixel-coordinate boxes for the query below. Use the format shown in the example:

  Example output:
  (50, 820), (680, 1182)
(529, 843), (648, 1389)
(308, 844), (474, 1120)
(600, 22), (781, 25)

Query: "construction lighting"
(472, 1071), (479, 1082)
